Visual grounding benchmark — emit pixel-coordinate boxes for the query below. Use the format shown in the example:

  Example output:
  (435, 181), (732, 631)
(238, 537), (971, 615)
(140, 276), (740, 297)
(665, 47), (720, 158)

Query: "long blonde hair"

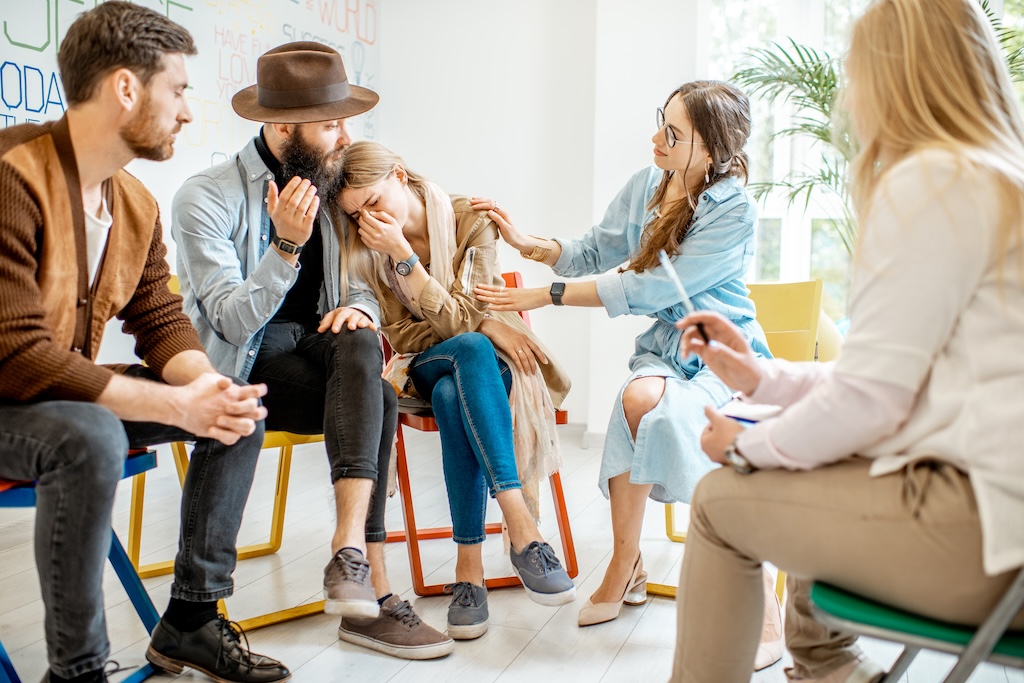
(846, 0), (1024, 263)
(332, 141), (430, 305)
(629, 80), (751, 273)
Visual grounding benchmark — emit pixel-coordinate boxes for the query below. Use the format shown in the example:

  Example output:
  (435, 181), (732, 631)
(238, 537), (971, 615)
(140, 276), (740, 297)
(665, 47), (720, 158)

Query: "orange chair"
(383, 272), (578, 597)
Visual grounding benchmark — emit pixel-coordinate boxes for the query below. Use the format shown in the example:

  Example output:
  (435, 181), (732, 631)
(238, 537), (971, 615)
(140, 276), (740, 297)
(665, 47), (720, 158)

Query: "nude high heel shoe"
(578, 554), (645, 626)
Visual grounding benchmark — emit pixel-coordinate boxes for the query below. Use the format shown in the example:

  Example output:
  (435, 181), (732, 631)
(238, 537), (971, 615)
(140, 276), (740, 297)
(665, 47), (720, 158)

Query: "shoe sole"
(323, 592), (381, 618)
(146, 645), (292, 683)
(447, 620), (489, 640)
(337, 626), (454, 659)
(511, 565), (577, 606)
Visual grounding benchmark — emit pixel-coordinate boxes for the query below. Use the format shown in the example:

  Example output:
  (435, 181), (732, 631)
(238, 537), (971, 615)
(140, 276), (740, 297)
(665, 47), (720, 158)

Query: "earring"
(704, 165), (711, 184)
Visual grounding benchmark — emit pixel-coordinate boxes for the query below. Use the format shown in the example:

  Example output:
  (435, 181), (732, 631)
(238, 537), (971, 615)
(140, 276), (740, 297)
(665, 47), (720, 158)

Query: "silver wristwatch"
(395, 252), (420, 276)
(723, 439), (754, 474)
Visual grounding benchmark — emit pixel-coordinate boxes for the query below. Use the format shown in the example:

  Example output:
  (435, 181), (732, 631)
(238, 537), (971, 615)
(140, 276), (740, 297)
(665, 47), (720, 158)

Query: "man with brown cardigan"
(0, 4), (288, 682)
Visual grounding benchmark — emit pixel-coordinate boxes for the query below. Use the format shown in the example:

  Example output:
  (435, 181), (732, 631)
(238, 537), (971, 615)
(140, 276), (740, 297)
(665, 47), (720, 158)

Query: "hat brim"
(231, 84), (379, 124)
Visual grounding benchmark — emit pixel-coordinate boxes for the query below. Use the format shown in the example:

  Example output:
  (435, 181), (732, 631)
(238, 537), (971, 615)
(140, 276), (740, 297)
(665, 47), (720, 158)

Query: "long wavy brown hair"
(628, 81), (752, 273)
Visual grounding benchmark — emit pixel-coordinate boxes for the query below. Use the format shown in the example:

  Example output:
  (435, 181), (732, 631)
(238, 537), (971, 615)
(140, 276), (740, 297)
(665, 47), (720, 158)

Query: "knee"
(329, 326), (381, 360)
(621, 377), (666, 425)
(449, 332), (496, 364)
(57, 405), (127, 486)
(430, 374), (459, 408)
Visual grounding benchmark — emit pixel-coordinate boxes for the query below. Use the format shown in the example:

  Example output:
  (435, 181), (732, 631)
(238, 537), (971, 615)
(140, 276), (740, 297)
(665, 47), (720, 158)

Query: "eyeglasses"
(656, 107), (705, 148)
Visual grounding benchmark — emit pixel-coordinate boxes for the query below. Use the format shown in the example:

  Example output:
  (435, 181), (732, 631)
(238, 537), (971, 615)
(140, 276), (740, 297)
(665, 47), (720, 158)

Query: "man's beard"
(120, 93), (177, 161)
(279, 129), (344, 205)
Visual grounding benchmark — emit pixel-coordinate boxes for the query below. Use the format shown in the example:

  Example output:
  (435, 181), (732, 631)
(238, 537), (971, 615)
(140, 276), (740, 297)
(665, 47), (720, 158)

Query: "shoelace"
(385, 598), (422, 627)
(334, 550), (371, 582)
(525, 541), (561, 575)
(215, 615), (259, 672)
(444, 581), (479, 608)
(101, 661), (137, 680)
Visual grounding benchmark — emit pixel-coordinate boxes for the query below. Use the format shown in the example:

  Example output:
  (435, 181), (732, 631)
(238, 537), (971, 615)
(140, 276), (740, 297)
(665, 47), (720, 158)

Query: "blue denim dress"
(553, 168), (770, 504)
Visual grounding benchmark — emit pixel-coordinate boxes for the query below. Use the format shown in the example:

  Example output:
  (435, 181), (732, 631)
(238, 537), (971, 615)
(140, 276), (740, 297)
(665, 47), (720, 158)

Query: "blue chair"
(0, 450), (161, 683)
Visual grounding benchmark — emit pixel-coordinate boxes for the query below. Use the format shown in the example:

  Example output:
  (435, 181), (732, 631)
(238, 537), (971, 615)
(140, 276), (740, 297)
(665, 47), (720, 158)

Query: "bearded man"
(171, 41), (452, 661)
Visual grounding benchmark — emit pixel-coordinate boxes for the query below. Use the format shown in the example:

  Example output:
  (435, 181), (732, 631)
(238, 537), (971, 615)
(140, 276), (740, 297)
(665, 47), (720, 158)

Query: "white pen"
(658, 249), (709, 343)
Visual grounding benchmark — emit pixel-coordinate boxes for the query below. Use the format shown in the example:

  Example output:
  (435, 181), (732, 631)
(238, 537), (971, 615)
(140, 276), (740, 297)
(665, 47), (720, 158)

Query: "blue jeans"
(248, 322), (397, 542)
(408, 333), (518, 544)
(0, 368), (264, 678)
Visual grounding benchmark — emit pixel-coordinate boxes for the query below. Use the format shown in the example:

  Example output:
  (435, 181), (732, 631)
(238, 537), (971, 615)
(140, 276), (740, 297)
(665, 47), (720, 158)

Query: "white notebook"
(719, 398), (783, 424)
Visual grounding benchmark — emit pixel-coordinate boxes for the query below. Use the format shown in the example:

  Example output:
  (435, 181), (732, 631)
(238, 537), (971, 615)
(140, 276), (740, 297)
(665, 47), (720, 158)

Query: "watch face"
(396, 261), (412, 276)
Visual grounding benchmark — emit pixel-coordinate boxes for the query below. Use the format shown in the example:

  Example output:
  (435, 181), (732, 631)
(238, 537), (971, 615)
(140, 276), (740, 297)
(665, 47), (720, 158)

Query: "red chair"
(383, 272), (578, 596)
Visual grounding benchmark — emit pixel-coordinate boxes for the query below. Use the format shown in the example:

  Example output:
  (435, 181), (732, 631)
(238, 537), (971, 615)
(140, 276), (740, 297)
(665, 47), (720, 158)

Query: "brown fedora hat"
(232, 41), (379, 124)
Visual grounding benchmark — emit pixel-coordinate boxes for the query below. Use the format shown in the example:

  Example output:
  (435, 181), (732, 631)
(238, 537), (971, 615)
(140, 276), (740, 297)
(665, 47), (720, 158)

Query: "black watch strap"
(272, 234), (304, 255)
(550, 282), (566, 306)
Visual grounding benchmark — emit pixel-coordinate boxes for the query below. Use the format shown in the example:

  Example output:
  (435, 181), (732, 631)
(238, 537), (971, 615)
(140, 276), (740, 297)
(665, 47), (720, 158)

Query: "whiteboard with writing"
(0, 0), (380, 255)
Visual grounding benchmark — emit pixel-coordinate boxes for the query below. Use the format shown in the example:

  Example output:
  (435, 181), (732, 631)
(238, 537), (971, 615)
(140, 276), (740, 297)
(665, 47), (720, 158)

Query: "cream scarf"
(383, 181), (561, 526)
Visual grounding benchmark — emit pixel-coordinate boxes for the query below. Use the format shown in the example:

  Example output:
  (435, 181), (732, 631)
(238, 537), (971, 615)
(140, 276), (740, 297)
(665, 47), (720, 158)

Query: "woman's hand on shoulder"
(677, 311), (763, 396)
(475, 283), (550, 312)
(477, 317), (548, 374)
(470, 197), (532, 253)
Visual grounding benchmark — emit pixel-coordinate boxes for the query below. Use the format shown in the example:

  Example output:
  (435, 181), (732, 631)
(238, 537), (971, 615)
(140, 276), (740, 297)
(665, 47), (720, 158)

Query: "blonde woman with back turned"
(669, 0), (1024, 681)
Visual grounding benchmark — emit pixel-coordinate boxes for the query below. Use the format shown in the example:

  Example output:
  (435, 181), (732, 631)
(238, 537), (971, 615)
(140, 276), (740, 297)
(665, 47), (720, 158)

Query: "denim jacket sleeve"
(595, 181), (757, 317)
(551, 170), (644, 277)
(171, 173), (298, 347)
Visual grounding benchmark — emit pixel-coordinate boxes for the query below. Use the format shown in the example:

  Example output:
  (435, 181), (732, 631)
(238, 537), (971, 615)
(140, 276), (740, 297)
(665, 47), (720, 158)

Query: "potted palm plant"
(733, 0), (1024, 255)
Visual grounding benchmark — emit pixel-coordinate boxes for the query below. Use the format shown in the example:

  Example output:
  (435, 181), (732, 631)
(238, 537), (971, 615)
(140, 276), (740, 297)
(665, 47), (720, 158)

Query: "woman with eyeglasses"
(473, 80), (780, 668)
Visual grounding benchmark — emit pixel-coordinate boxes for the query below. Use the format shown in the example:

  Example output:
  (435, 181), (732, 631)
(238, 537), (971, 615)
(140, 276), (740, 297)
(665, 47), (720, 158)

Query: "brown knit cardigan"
(0, 117), (203, 402)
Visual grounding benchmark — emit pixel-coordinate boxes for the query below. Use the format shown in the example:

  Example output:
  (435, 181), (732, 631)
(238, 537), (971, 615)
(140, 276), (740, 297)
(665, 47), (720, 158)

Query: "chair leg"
(394, 425), (432, 596)
(392, 424), (582, 596)
(127, 472), (147, 569)
(548, 472), (578, 579)
(647, 503), (687, 598)
(880, 646), (920, 682)
(108, 530), (160, 632)
(133, 440), (297, 577)
(665, 502), (687, 543)
(0, 638), (19, 683)
(237, 444), (293, 561)
(941, 566), (1024, 683)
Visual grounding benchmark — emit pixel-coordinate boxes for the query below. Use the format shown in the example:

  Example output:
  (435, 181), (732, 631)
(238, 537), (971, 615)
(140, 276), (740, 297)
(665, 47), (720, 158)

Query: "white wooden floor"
(1, 424), (1018, 683)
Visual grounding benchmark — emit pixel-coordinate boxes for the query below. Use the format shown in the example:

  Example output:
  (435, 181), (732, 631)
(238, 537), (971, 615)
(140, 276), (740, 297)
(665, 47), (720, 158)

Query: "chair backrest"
(747, 280), (823, 362)
(502, 272), (531, 328)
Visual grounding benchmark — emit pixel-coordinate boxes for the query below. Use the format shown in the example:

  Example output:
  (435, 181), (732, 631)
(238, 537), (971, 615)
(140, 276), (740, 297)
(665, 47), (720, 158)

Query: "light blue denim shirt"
(553, 167), (770, 378)
(171, 137), (380, 380)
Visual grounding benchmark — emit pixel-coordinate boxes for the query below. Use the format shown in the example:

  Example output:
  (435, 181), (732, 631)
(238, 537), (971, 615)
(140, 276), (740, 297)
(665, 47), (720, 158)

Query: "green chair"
(809, 568), (1024, 682)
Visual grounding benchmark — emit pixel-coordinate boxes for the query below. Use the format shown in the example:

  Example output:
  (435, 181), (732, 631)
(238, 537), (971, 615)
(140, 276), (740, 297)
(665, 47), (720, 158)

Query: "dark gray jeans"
(248, 323), (397, 542)
(0, 368), (263, 678)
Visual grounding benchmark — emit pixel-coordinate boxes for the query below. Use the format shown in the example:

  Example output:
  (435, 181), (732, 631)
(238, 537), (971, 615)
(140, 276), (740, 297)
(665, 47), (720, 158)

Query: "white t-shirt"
(85, 192), (112, 285)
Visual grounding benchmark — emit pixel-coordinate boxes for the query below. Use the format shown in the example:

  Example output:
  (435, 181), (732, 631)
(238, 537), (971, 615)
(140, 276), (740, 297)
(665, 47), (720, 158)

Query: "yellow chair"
(647, 279), (824, 601)
(126, 275), (327, 630)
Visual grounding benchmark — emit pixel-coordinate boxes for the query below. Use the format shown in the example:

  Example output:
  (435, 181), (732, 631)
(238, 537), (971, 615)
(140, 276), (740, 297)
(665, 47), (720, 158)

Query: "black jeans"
(248, 322), (397, 542)
(0, 367), (263, 678)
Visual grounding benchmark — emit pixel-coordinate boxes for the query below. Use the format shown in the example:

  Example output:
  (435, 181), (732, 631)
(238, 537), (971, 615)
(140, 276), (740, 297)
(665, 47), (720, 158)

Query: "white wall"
(380, 0), (701, 440)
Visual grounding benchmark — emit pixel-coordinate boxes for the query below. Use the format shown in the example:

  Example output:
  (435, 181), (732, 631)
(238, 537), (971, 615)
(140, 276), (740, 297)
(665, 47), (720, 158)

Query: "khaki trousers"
(670, 458), (1024, 683)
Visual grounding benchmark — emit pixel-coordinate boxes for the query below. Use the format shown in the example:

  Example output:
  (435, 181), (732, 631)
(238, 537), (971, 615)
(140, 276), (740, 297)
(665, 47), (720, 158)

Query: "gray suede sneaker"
(445, 582), (489, 640)
(323, 548), (379, 618)
(510, 541), (576, 606)
(339, 595), (454, 660)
